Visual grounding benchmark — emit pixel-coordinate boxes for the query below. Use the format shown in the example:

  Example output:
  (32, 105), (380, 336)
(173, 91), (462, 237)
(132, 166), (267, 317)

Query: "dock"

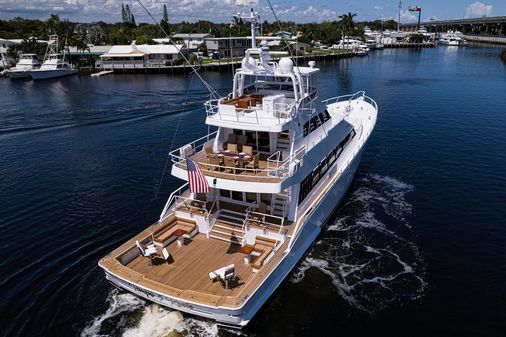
(384, 42), (436, 48)
(91, 70), (114, 77)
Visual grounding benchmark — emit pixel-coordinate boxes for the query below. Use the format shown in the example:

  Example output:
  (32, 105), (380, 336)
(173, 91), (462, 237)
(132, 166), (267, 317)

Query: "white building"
(204, 37), (251, 58)
(100, 42), (185, 69)
(170, 33), (212, 51)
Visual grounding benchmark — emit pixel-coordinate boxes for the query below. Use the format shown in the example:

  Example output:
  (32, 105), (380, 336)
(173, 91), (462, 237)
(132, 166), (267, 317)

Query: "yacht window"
(245, 193), (257, 204)
(298, 129), (357, 204)
(220, 189), (231, 198)
(231, 190), (243, 201)
(303, 122), (309, 137)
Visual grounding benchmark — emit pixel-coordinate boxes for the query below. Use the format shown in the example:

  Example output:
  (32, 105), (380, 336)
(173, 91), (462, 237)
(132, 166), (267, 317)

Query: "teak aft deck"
(99, 214), (291, 308)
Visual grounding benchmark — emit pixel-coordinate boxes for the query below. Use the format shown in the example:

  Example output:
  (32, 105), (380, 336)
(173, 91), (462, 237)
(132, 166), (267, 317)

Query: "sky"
(0, 0), (505, 24)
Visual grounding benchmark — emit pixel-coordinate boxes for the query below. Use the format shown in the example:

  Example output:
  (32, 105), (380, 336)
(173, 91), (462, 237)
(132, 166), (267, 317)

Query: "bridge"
(400, 16), (506, 35)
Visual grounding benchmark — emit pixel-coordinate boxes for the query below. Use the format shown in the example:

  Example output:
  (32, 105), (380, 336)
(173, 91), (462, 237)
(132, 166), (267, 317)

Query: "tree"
(131, 14), (136, 26)
(135, 34), (155, 44)
(198, 41), (208, 56)
(408, 33), (424, 43)
(121, 4), (127, 23)
(160, 4), (169, 34)
(338, 12), (357, 39)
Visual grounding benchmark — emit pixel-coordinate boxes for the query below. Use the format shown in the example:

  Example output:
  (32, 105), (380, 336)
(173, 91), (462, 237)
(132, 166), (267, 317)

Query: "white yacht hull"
(104, 147), (364, 327)
(30, 69), (77, 80)
(439, 40), (459, 46)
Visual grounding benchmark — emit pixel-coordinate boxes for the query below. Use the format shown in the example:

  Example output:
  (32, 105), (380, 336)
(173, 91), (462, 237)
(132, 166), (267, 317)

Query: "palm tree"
(338, 12), (357, 44)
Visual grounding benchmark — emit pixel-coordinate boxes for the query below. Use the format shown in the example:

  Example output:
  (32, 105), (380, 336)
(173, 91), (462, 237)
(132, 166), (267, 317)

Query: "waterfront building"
(204, 37), (252, 58)
(170, 33), (212, 51)
(99, 42), (185, 70)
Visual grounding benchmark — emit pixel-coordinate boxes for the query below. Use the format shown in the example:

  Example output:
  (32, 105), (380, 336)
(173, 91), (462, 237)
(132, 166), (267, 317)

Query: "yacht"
(99, 8), (378, 328)
(364, 26), (384, 50)
(5, 54), (41, 79)
(331, 37), (362, 50)
(29, 35), (77, 80)
(439, 31), (467, 46)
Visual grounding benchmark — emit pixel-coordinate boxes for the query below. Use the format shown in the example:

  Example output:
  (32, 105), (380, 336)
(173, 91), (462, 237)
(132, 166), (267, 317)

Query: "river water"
(1, 45), (506, 337)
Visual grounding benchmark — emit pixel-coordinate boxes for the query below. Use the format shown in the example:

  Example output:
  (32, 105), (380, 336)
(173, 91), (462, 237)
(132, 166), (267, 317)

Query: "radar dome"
(241, 55), (257, 71)
(279, 57), (294, 74)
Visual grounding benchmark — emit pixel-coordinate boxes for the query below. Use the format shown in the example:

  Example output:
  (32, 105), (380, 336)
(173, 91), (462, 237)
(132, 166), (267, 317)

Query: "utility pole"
(397, 0), (402, 32)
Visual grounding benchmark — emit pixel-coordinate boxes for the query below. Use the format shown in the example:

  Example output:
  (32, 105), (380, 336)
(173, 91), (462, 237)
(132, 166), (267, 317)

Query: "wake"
(291, 174), (427, 313)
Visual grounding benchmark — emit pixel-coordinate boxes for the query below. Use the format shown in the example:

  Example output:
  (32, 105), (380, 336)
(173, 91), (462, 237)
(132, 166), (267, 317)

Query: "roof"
(101, 43), (184, 57)
(172, 33), (211, 39)
(204, 37), (250, 41)
(68, 45), (112, 54)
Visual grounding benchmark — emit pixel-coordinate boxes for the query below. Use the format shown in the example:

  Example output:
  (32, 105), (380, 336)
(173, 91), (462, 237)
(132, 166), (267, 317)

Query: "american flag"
(186, 158), (210, 193)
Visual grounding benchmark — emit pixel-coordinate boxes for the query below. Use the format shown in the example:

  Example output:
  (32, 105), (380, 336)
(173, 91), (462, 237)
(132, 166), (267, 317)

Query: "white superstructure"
(29, 35), (77, 80)
(99, 7), (378, 328)
(439, 31), (467, 46)
(5, 54), (41, 79)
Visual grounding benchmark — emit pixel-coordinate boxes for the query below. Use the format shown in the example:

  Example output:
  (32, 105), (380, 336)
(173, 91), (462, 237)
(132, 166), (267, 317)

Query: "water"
(1, 45), (506, 337)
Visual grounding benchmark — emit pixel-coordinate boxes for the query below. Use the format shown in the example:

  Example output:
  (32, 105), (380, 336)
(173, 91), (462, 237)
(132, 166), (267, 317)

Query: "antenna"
(236, 5), (260, 49)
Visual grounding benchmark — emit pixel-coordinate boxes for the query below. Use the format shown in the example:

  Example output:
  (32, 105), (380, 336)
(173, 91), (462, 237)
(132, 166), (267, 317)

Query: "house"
(275, 31), (293, 40)
(204, 37), (251, 58)
(100, 42), (185, 69)
(170, 33), (212, 51)
(284, 41), (311, 54)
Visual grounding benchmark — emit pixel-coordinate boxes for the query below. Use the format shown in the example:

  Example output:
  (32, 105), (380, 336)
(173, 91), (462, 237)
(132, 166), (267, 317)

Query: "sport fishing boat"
(29, 35), (77, 80)
(5, 54), (41, 79)
(99, 8), (378, 328)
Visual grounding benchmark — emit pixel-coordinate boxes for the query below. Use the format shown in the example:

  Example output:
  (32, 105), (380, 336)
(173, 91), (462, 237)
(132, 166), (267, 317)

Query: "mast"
(237, 5), (259, 49)
(397, 0), (402, 32)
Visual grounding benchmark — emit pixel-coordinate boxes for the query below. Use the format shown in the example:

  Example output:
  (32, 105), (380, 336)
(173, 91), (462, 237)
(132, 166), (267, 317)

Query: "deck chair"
(223, 265), (235, 290)
(242, 145), (253, 156)
(245, 153), (260, 170)
(227, 143), (238, 153)
(136, 240), (147, 256)
(162, 247), (171, 263)
(224, 156), (238, 174)
(208, 154), (222, 171)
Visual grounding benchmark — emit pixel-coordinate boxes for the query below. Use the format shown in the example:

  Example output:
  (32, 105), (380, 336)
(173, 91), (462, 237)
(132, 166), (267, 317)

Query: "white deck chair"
(162, 248), (171, 262)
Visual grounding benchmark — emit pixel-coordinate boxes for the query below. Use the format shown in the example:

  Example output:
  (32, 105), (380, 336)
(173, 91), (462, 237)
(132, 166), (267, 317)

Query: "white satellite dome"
(279, 57), (294, 74)
(241, 55), (257, 71)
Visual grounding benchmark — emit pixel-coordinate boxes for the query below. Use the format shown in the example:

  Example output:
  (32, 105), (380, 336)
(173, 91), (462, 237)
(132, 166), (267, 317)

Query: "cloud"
(374, 6), (383, 10)
(0, 0), (335, 23)
(465, 1), (493, 18)
(399, 10), (417, 23)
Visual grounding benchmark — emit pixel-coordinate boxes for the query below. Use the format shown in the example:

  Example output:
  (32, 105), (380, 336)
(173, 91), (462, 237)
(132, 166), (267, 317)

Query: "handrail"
(159, 182), (189, 220)
(322, 91), (378, 111)
(174, 196), (207, 215)
(206, 197), (218, 221)
(244, 208), (285, 234)
(204, 97), (294, 125)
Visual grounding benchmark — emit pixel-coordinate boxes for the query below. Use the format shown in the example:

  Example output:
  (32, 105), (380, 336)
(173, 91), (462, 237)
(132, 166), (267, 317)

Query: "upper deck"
(205, 47), (319, 132)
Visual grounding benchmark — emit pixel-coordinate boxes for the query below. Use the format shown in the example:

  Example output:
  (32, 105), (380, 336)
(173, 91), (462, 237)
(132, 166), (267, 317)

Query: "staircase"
(276, 131), (291, 158)
(209, 209), (246, 244)
(271, 190), (290, 218)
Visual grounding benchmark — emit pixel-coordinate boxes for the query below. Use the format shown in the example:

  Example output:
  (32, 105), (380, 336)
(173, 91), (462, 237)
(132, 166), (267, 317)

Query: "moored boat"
(29, 35), (77, 80)
(6, 54), (41, 79)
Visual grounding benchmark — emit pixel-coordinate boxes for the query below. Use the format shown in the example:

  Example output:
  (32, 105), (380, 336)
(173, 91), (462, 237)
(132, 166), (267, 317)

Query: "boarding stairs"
(276, 131), (291, 160)
(209, 209), (246, 244)
(271, 189), (290, 218)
